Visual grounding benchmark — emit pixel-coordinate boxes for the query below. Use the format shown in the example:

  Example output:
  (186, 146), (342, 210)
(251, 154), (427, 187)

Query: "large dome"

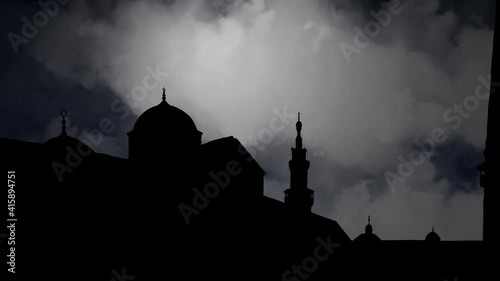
(133, 99), (199, 134)
(127, 90), (202, 161)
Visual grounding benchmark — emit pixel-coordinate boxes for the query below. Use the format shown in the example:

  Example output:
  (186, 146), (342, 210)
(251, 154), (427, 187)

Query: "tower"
(284, 113), (314, 213)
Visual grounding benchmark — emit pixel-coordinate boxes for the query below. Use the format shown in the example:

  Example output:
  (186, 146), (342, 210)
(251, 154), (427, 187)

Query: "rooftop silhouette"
(3, 4), (500, 279)
(0, 86), (491, 280)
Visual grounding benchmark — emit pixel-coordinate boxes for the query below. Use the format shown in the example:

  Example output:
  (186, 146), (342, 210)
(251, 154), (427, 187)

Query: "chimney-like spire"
(60, 110), (67, 136)
(365, 216), (373, 234)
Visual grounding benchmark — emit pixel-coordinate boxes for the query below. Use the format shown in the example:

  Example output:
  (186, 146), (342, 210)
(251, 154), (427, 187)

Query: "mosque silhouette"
(4, 5), (500, 280)
(1, 85), (492, 280)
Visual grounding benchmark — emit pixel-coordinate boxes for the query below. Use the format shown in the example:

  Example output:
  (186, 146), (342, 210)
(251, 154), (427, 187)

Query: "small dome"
(353, 232), (381, 243)
(425, 227), (441, 242)
(353, 216), (381, 244)
(45, 134), (92, 151)
(296, 112), (302, 130)
(44, 110), (93, 155)
(365, 215), (373, 234)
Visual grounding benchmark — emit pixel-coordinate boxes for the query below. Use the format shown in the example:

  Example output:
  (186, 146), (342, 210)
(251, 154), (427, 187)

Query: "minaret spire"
(60, 110), (67, 136)
(162, 87), (166, 102)
(284, 112), (314, 213)
(296, 112), (302, 149)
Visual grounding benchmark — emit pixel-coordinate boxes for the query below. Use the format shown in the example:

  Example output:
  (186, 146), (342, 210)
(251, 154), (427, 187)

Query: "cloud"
(27, 0), (493, 240)
(329, 156), (483, 240)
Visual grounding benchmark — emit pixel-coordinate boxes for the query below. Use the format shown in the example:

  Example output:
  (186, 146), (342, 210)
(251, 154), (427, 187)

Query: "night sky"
(0, 0), (496, 240)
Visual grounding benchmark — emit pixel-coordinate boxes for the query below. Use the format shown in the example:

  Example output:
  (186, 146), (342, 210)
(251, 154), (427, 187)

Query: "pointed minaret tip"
(60, 110), (67, 136)
(295, 112), (303, 149)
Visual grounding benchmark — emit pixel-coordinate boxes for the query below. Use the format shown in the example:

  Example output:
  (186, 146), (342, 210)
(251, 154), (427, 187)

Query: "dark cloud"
(432, 137), (484, 194)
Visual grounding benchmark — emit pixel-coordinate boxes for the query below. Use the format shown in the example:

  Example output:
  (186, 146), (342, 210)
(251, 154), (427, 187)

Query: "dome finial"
(298, 112), (300, 121)
(162, 87), (166, 102)
(60, 110), (67, 136)
(368, 215), (371, 225)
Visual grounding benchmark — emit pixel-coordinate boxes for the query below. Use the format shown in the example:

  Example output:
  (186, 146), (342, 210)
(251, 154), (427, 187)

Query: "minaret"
(284, 113), (314, 213)
(478, 1), (500, 244)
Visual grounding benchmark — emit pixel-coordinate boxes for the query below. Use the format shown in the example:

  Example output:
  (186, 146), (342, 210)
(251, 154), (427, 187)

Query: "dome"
(425, 227), (441, 242)
(45, 134), (92, 152)
(44, 110), (93, 155)
(296, 112), (302, 130)
(127, 89), (202, 161)
(132, 97), (199, 135)
(353, 216), (381, 244)
(365, 215), (373, 234)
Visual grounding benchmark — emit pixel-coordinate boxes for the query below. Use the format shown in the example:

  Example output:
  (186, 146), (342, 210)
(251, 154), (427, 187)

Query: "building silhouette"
(0, 86), (490, 280)
(5, 4), (500, 280)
